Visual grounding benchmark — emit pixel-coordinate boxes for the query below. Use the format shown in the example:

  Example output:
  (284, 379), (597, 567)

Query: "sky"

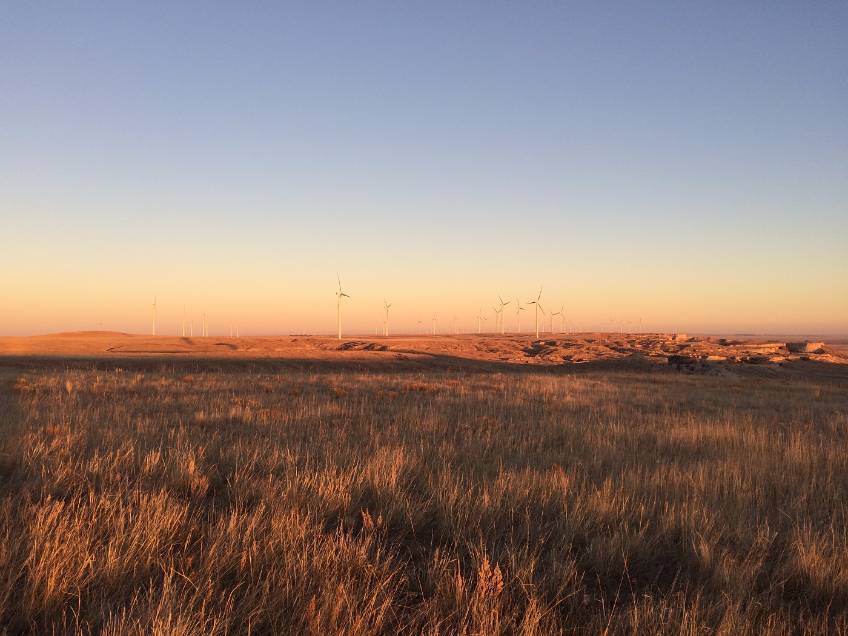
(1, 2), (846, 336)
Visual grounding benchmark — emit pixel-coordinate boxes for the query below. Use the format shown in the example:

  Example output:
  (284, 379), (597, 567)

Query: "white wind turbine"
(552, 305), (565, 333)
(431, 313), (437, 336)
(497, 296), (511, 334)
(476, 309), (483, 335)
(383, 300), (391, 336)
(515, 297), (526, 333)
(182, 304), (186, 337)
(335, 274), (350, 340)
(528, 286), (545, 339)
(151, 296), (157, 336)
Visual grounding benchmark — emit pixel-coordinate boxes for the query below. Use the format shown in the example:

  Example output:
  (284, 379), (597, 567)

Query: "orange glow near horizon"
(3, 254), (846, 337)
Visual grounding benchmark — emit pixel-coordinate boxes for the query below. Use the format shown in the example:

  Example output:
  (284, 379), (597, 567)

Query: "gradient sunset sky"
(2, 2), (846, 336)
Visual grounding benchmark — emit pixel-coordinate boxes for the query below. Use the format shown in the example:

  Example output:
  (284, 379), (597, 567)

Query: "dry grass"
(1, 361), (847, 634)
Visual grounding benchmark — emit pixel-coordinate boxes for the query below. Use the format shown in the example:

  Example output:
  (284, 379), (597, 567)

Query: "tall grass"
(1, 363), (847, 634)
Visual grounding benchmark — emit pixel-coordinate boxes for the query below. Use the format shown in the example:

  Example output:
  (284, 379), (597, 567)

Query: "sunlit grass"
(1, 364), (847, 634)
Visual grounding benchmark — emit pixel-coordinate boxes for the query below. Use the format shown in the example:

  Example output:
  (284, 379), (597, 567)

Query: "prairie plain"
(1, 332), (847, 634)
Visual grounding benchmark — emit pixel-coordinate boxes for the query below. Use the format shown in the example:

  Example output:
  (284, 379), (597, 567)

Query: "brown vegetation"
(2, 331), (846, 372)
(1, 342), (847, 633)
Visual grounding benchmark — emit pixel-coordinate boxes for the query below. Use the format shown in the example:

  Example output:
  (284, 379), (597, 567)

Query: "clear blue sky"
(2, 2), (846, 335)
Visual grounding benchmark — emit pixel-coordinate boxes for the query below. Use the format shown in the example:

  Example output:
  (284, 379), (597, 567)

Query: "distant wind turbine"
(552, 305), (565, 333)
(431, 313), (437, 336)
(182, 304), (186, 337)
(528, 286), (545, 339)
(515, 297), (526, 333)
(497, 296), (511, 334)
(151, 296), (157, 336)
(383, 300), (391, 336)
(336, 274), (350, 340)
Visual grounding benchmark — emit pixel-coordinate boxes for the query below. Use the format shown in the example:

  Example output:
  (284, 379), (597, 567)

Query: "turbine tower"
(182, 304), (186, 337)
(151, 296), (157, 336)
(528, 286), (545, 339)
(336, 274), (350, 340)
(497, 296), (511, 334)
(431, 313), (437, 336)
(383, 300), (391, 336)
(515, 297), (526, 333)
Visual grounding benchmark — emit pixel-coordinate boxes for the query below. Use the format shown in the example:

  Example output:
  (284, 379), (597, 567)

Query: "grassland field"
(0, 332), (847, 634)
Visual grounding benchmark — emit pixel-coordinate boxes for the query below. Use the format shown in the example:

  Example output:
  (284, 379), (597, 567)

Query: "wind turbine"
(383, 300), (391, 336)
(151, 296), (157, 336)
(476, 309), (483, 335)
(528, 287), (545, 339)
(497, 296), (511, 334)
(182, 304), (186, 337)
(431, 313), (437, 336)
(335, 274), (350, 340)
(552, 305), (565, 333)
(515, 297), (526, 333)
